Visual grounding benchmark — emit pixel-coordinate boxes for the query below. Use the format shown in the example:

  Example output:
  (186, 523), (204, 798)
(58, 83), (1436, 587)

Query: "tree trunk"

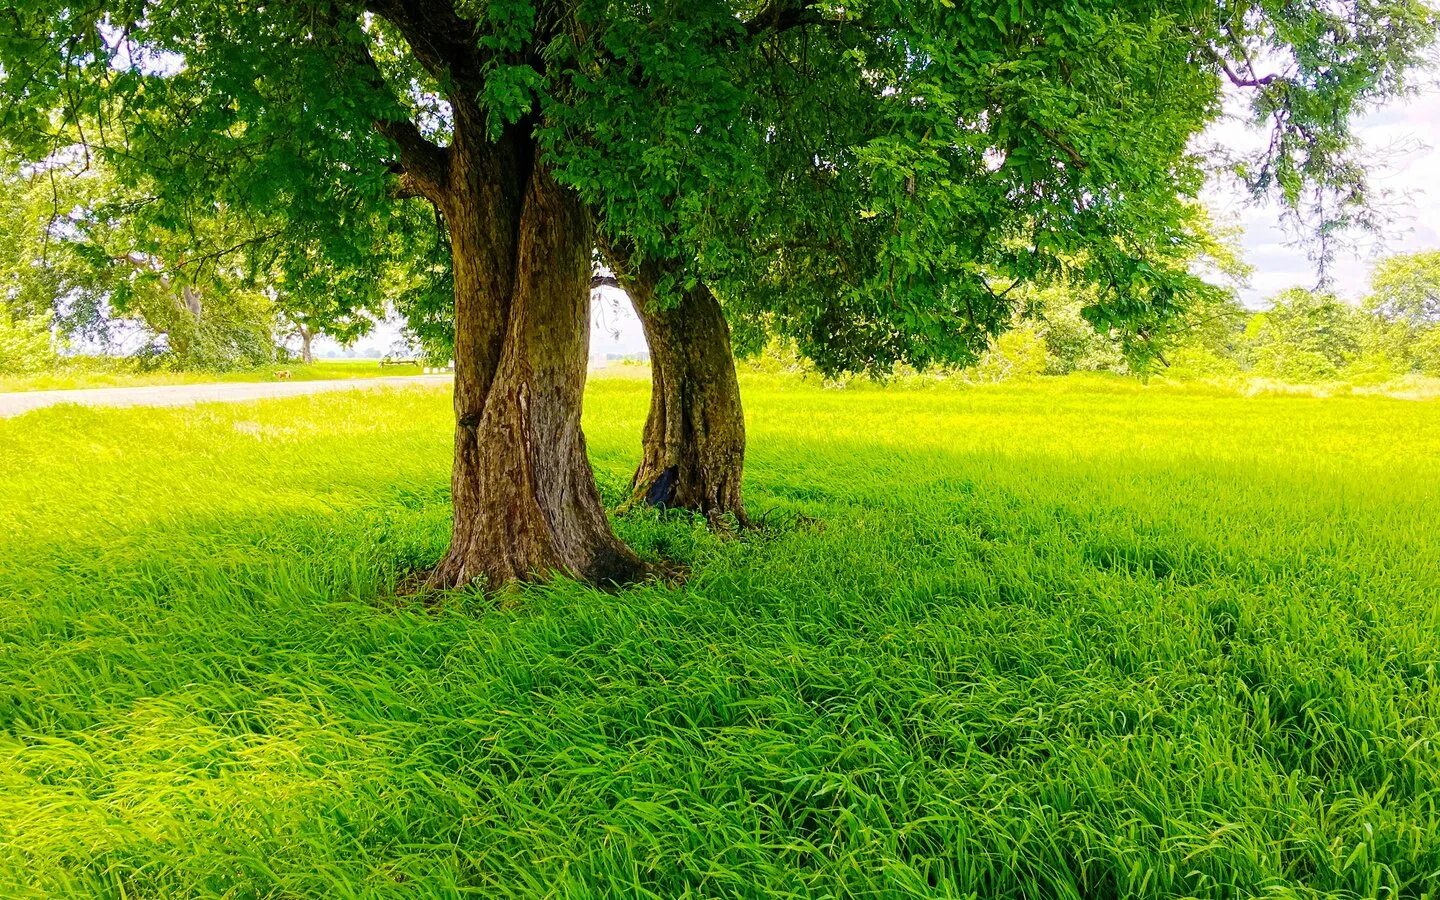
(615, 263), (748, 525)
(300, 327), (314, 365)
(428, 131), (646, 589)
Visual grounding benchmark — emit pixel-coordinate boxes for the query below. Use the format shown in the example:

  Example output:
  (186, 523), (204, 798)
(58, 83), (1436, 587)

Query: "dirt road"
(0, 375), (452, 419)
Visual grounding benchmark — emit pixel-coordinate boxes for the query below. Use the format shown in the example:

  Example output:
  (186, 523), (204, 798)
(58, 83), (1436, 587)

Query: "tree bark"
(299, 326), (314, 365)
(611, 259), (748, 525)
(426, 127), (646, 589)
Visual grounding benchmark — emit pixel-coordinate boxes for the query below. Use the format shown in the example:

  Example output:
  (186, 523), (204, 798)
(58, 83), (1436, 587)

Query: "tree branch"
(1036, 126), (1088, 170)
(335, 26), (452, 203)
(375, 116), (450, 201)
(1201, 44), (1281, 89)
(743, 1), (847, 35)
(365, 0), (487, 93)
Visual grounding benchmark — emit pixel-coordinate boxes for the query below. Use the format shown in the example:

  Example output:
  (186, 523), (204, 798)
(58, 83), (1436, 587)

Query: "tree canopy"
(1369, 250), (1440, 328)
(5, 2), (1434, 364)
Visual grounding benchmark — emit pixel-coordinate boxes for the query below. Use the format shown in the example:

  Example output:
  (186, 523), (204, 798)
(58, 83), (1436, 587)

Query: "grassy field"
(2, 374), (1438, 897)
(0, 358), (425, 393)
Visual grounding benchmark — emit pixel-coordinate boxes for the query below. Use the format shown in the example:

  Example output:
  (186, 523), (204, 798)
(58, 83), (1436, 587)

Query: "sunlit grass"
(0, 357), (425, 393)
(2, 374), (1438, 897)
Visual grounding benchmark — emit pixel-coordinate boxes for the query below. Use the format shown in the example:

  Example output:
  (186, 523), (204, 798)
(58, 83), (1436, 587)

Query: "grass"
(0, 357), (425, 393)
(1, 373), (1438, 898)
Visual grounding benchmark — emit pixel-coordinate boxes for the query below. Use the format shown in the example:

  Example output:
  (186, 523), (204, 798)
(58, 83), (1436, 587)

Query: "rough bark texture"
(299, 327), (314, 365)
(613, 260), (748, 525)
(422, 121), (645, 589)
(355, 10), (644, 589)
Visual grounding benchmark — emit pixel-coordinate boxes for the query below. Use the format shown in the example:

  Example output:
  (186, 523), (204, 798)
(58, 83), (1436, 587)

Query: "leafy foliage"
(0, 152), (115, 342)
(0, 154), (281, 368)
(0, 312), (56, 374)
(1, 0), (1432, 380)
(1246, 288), (1361, 380)
(1370, 250), (1440, 326)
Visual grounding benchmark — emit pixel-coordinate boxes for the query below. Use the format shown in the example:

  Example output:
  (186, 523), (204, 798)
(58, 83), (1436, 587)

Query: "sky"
(323, 71), (1440, 359)
(1203, 70), (1440, 309)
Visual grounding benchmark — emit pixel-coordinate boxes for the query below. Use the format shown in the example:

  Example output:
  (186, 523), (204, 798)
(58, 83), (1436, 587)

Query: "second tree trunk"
(620, 269), (748, 525)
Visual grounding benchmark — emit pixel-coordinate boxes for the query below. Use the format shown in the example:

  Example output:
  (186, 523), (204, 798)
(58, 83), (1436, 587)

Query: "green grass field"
(0, 358), (425, 393)
(2, 374), (1438, 897)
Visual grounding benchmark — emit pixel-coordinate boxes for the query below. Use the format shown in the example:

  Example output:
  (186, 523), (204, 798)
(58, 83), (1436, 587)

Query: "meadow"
(1, 373), (1438, 898)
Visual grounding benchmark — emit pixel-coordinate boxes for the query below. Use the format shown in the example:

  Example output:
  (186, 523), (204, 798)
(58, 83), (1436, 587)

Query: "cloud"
(1207, 73), (1440, 307)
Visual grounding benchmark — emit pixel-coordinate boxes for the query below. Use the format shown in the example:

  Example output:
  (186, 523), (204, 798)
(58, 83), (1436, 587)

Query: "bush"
(1253, 346), (1339, 382)
(1411, 335), (1440, 377)
(0, 313), (58, 375)
(1039, 305), (1127, 375)
(1344, 351), (1403, 385)
(137, 312), (278, 372)
(1162, 346), (1239, 379)
(971, 325), (1048, 382)
(739, 339), (813, 377)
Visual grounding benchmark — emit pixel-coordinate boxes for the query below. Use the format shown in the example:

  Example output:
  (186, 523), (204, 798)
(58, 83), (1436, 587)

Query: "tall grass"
(1, 375), (1438, 897)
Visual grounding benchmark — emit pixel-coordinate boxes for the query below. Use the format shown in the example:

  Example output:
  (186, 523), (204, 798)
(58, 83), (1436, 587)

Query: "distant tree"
(1016, 280), (1128, 376)
(1246, 288), (1363, 381)
(1367, 251), (1440, 328)
(1415, 327), (1440, 377)
(970, 326), (1050, 383)
(0, 152), (113, 342)
(1361, 251), (1440, 375)
(0, 311), (57, 375)
(0, 154), (277, 369)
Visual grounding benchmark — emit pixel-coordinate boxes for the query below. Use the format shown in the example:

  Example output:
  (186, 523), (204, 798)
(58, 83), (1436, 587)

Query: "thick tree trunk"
(428, 132), (646, 589)
(300, 328), (314, 365)
(617, 265), (748, 525)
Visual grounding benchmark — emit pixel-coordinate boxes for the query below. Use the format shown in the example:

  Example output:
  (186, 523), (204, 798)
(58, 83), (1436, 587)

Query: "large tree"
(3, 0), (1433, 587)
(602, 249), (748, 524)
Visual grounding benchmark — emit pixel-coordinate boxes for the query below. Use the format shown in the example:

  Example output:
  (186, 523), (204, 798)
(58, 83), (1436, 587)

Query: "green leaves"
(480, 63), (543, 139)
(0, 0), (1432, 379)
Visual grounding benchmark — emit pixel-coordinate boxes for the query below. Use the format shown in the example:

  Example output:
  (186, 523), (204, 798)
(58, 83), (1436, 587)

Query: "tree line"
(2, 0), (1435, 588)
(0, 153), (448, 373)
(974, 251), (1440, 383)
(8, 157), (1435, 390)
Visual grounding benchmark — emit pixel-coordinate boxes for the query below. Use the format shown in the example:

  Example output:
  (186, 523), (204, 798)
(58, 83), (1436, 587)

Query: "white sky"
(1204, 70), (1440, 309)
(326, 72), (1440, 358)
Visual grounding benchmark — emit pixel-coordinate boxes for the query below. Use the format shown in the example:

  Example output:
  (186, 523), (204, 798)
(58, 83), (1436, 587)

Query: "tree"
(592, 0), (1434, 525)
(0, 150), (115, 344)
(1364, 251), (1440, 374)
(1369, 251), (1440, 328)
(0, 311), (56, 375)
(0, 152), (278, 369)
(1246, 288), (1364, 380)
(4, 1), (1433, 587)
(597, 245), (748, 524)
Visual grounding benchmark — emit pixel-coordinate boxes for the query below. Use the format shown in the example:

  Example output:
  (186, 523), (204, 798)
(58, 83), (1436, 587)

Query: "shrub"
(1415, 328), (1440, 377)
(1344, 351), (1403, 385)
(1253, 345), (1339, 382)
(1162, 346), (1239, 379)
(0, 313), (58, 375)
(971, 325), (1049, 382)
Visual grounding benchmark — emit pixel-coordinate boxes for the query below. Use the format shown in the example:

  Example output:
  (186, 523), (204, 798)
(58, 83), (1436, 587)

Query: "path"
(0, 375), (453, 418)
